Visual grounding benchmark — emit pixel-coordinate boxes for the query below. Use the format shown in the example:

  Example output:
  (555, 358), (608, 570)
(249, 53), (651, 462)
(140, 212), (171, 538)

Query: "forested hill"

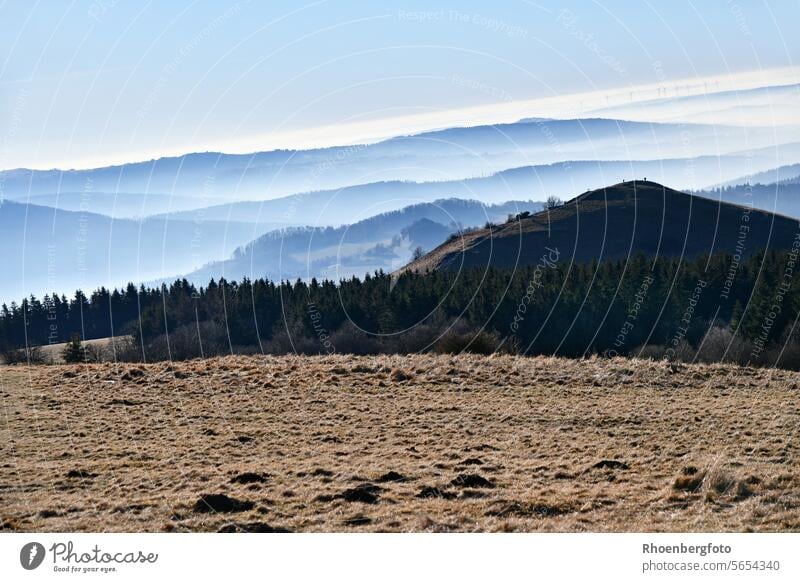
(404, 180), (800, 273)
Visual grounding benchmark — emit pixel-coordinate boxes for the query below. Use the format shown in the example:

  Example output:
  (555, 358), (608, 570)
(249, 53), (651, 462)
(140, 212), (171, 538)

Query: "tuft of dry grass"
(1, 354), (798, 532)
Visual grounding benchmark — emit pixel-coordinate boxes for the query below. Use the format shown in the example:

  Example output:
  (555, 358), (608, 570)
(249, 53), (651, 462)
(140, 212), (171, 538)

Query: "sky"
(1, 0), (798, 170)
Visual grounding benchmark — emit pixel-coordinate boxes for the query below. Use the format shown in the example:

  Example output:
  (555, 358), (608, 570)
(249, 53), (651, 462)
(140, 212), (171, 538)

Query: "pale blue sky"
(1, 0), (798, 170)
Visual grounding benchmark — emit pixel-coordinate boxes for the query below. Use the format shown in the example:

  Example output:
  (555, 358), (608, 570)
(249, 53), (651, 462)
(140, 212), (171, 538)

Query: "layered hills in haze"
(1, 82), (798, 304)
(155, 142), (800, 227)
(181, 199), (540, 285)
(0, 200), (273, 301)
(2, 115), (792, 216)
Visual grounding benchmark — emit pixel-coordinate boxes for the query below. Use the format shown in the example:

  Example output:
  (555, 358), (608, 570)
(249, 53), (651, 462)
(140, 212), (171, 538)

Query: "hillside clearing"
(36, 337), (120, 364)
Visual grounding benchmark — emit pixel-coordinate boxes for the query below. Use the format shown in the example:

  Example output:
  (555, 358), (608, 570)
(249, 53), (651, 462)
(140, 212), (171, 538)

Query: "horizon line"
(3, 65), (798, 173)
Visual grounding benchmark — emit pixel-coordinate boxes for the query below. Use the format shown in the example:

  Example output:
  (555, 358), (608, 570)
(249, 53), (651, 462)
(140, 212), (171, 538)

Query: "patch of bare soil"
(1, 355), (798, 532)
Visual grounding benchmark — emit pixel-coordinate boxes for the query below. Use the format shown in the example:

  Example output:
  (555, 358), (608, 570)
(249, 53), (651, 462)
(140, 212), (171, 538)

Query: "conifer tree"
(63, 335), (86, 363)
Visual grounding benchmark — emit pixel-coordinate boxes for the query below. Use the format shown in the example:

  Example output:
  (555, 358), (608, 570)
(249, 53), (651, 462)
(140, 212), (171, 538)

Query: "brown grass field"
(1, 354), (798, 532)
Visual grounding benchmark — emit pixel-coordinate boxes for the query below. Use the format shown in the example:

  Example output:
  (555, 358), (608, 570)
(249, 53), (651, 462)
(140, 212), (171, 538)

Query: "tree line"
(2, 250), (800, 367)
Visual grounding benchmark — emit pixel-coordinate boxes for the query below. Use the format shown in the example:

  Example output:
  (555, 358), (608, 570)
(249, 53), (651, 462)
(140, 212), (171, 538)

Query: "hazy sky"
(1, 0), (798, 170)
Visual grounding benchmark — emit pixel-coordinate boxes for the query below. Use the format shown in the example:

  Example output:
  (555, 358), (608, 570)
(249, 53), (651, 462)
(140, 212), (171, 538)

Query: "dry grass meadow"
(1, 354), (799, 532)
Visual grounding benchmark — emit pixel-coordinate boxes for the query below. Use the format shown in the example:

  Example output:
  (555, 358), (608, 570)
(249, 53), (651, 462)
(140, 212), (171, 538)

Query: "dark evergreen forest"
(2, 250), (800, 367)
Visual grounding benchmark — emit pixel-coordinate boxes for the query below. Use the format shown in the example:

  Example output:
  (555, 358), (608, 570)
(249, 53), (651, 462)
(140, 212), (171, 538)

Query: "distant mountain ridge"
(588, 82), (800, 127)
(694, 181), (800, 218)
(717, 163), (800, 187)
(0, 117), (777, 213)
(152, 142), (800, 226)
(9, 191), (231, 219)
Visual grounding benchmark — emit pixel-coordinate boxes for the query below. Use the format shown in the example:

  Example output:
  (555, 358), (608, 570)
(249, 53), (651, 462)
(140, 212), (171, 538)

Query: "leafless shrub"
(114, 335), (145, 363)
(695, 326), (753, 365)
(434, 320), (503, 355)
(265, 328), (322, 355)
(767, 341), (800, 371)
(328, 321), (381, 355)
(84, 343), (110, 363)
(764, 328), (800, 370)
(634, 329), (800, 369)
(391, 323), (442, 353)
(231, 344), (262, 356)
(2, 345), (46, 365)
(145, 321), (228, 361)
(633, 340), (694, 362)
(669, 339), (697, 362)
(391, 314), (453, 353)
(30, 345), (47, 364)
(632, 344), (666, 361)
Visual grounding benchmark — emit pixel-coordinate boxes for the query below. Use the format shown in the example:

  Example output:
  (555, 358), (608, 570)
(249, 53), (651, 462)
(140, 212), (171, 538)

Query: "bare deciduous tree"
(545, 195), (562, 209)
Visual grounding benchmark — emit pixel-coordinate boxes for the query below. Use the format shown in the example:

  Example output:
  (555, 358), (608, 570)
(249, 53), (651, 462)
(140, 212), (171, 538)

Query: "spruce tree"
(63, 335), (86, 363)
